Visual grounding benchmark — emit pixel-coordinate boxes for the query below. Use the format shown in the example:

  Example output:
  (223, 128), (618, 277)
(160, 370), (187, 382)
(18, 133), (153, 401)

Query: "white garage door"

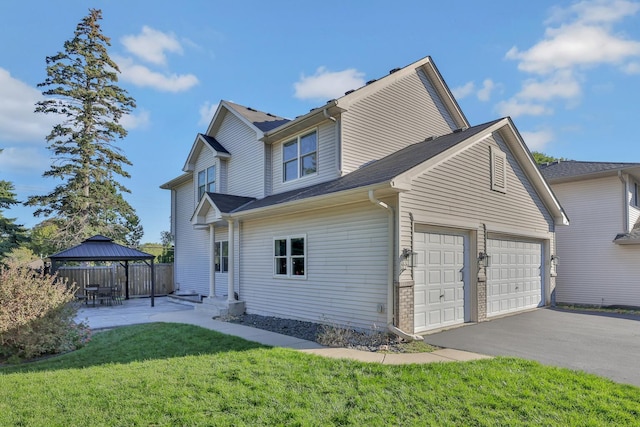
(414, 231), (467, 333)
(486, 238), (543, 317)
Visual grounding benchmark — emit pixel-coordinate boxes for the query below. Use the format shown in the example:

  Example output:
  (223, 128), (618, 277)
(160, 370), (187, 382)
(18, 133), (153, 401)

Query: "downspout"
(368, 190), (422, 341)
(618, 171), (629, 233)
(324, 108), (342, 175)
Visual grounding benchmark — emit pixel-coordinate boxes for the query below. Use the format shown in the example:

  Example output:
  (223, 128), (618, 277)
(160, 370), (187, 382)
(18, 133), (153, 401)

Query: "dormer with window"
(283, 130), (317, 182)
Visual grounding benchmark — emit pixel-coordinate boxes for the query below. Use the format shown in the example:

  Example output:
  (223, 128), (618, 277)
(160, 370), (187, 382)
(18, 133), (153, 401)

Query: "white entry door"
(414, 231), (467, 333)
(486, 238), (543, 317)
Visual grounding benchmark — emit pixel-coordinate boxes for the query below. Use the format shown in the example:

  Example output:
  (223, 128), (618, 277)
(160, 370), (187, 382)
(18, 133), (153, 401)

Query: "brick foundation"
(396, 280), (415, 333)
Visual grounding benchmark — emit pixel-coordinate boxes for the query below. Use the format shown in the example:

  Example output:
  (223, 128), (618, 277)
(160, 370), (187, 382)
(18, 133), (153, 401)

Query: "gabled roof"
(182, 133), (231, 172)
(234, 120), (501, 213)
(224, 101), (290, 132)
(540, 161), (640, 183)
(49, 235), (154, 261)
(191, 193), (256, 226)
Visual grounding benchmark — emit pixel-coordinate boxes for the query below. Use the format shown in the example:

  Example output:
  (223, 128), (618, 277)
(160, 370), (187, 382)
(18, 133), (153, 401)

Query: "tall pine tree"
(0, 150), (29, 259)
(27, 9), (143, 248)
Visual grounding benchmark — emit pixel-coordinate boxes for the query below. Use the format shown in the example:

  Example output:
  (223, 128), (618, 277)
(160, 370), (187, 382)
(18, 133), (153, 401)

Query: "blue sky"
(1, 0), (640, 243)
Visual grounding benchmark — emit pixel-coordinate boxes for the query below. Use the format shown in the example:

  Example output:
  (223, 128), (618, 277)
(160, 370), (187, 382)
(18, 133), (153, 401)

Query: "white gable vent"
(491, 146), (507, 193)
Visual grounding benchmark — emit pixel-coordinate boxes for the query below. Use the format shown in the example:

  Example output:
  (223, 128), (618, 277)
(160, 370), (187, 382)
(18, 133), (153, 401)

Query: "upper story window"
(198, 165), (216, 199)
(633, 181), (639, 207)
(283, 130), (317, 182)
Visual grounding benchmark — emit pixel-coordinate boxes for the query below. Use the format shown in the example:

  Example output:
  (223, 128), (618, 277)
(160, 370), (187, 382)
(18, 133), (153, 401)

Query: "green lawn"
(1, 323), (638, 426)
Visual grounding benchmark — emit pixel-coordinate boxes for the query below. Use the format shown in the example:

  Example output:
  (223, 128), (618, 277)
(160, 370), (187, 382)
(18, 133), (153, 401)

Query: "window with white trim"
(490, 146), (507, 193)
(633, 181), (639, 207)
(197, 165), (216, 199)
(274, 236), (306, 278)
(283, 130), (317, 182)
(214, 241), (228, 273)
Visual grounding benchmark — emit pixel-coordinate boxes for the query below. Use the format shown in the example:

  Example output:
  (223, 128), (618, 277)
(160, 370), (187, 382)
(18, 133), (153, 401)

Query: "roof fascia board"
(160, 172), (192, 190)
(227, 182), (397, 220)
(190, 193), (221, 225)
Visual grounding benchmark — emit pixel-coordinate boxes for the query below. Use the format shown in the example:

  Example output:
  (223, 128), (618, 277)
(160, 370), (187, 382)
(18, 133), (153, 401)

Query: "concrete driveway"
(423, 308), (640, 387)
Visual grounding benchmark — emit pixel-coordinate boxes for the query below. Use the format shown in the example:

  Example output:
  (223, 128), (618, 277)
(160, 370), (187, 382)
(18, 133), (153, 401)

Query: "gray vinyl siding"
(174, 179), (210, 296)
(553, 177), (640, 307)
(341, 69), (457, 174)
(271, 121), (339, 194)
(398, 133), (554, 282)
(214, 111), (265, 198)
(239, 201), (389, 329)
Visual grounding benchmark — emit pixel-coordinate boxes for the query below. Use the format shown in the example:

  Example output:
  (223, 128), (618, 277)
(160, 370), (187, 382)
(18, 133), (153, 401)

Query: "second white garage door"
(486, 238), (543, 317)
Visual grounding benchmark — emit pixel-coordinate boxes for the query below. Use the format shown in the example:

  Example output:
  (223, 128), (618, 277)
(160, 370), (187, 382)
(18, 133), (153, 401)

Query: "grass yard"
(1, 323), (639, 426)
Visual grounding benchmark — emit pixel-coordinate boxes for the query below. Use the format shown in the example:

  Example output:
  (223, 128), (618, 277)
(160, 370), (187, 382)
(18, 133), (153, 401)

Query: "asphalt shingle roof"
(199, 134), (229, 154)
(50, 235), (154, 261)
(233, 119), (501, 213)
(206, 193), (256, 213)
(225, 101), (290, 132)
(539, 161), (640, 181)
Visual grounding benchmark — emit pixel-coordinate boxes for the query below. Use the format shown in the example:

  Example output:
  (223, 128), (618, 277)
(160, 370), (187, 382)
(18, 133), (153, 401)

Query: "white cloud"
(520, 129), (555, 151)
(120, 109), (151, 130)
(121, 26), (183, 66)
(477, 79), (496, 102)
(547, 0), (640, 25)
(116, 56), (199, 92)
(0, 68), (57, 143)
(452, 81), (475, 99)
(622, 62), (640, 73)
(199, 101), (219, 126)
(507, 24), (640, 74)
(0, 146), (50, 174)
(495, 99), (553, 118)
(294, 67), (366, 100)
(518, 71), (582, 101)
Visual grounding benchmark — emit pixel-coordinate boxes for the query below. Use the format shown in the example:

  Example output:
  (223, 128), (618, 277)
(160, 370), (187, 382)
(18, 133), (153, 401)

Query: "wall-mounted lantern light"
(478, 251), (491, 268)
(401, 248), (417, 271)
(550, 254), (559, 266)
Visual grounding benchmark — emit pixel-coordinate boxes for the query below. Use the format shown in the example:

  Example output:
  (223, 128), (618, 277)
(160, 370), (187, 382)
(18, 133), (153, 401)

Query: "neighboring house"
(540, 161), (640, 308)
(161, 55), (568, 335)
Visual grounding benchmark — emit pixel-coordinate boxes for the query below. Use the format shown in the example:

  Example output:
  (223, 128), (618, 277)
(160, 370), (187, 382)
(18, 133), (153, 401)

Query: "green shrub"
(0, 261), (90, 362)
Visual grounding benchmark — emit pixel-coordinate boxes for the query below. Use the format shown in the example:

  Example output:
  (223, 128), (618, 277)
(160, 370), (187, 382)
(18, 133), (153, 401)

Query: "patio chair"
(96, 286), (113, 306)
(112, 284), (123, 305)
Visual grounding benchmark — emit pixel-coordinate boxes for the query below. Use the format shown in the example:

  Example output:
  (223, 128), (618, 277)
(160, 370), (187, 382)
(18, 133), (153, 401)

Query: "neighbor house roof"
(232, 119), (501, 213)
(539, 161), (640, 183)
(49, 235), (154, 262)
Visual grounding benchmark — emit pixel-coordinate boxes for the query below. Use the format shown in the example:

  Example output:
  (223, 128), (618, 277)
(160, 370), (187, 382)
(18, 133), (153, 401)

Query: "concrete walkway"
(76, 297), (490, 365)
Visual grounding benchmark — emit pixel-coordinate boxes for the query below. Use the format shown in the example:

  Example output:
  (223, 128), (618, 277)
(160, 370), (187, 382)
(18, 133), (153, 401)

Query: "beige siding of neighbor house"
(398, 132), (556, 318)
(341, 69), (456, 174)
(239, 200), (390, 329)
(553, 176), (640, 307)
(174, 179), (210, 296)
(214, 110), (265, 198)
(271, 121), (339, 195)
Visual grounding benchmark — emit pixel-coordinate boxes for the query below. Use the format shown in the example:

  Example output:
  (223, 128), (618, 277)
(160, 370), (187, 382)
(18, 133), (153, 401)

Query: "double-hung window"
(283, 130), (317, 182)
(274, 236), (306, 278)
(197, 165), (216, 199)
(214, 241), (228, 273)
(633, 181), (639, 207)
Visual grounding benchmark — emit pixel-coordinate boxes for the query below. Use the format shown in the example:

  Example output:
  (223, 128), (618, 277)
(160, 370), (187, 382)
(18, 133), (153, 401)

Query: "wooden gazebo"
(49, 235), (157, 307)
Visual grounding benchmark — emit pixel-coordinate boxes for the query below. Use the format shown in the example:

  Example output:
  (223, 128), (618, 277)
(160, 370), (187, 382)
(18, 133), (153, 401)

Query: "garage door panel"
(414, 231), (467, 333)
(487, 238), (543, 318)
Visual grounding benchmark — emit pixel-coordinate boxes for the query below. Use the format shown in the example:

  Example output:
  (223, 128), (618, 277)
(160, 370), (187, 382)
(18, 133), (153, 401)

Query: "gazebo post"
(125, 260), (130, 300)
(151, 260), (155, 307)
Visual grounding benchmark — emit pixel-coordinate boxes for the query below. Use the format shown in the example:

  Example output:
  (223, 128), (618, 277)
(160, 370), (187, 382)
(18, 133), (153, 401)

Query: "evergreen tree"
(0, 153), (28, 259)
(26, 8), (142, 248)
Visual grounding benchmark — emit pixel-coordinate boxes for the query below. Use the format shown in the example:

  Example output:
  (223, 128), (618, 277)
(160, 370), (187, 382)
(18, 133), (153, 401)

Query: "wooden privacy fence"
(57, 263), (174, 297)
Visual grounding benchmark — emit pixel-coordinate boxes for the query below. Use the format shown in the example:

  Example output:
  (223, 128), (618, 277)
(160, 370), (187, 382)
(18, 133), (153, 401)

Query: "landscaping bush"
(0, 261), (90, 363)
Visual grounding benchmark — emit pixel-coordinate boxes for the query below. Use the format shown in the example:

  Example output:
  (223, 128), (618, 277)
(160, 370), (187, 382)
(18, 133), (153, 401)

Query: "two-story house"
(540, 161), (640, 308)
(161, 55), (568, 336)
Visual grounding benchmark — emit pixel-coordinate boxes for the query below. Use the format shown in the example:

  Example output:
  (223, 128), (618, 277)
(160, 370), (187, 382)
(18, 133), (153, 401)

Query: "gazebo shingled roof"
(50, 235), (157, 307)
